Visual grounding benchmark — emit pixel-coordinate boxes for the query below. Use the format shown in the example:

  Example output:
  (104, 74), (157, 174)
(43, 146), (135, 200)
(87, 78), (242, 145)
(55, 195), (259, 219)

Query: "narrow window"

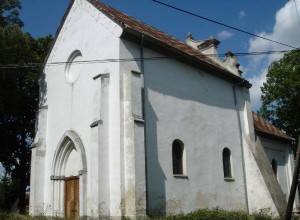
(271, 159), (277, 176)
(223, 148), (232, 178)
(172, 140), (184, 175)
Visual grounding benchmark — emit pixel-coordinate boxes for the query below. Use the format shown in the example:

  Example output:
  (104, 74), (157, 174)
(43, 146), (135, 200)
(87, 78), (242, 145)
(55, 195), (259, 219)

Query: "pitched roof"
(88, 0), (251, 87)
(252, 112), (294, 141)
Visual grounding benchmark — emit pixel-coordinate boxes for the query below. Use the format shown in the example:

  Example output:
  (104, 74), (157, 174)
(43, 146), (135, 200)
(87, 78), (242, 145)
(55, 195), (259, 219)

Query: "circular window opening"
(65, 50), (83, 83)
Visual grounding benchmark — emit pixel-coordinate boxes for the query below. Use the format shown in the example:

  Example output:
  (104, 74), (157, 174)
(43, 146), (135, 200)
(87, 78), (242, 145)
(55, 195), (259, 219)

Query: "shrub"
(0, 208), (284, 220)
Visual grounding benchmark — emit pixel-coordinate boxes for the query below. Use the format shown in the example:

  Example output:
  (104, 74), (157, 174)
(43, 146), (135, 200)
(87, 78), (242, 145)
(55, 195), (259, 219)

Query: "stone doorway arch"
(51, 130), (87, 218)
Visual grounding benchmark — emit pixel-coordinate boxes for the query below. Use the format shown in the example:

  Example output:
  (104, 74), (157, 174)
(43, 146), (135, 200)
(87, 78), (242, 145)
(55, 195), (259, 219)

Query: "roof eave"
(255, 128), (295, 143)
(122, 27), (252, 89)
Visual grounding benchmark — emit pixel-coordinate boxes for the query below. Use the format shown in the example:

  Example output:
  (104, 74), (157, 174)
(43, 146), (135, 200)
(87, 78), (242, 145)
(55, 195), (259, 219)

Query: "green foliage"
(0, 208), (290, 220)
(0, 0), (23, 27)
(0, 174), (18, 211)
(122, 208), (281, 220)
(252, 208), (274, 220)
(0, 213), (63, 219)
(258, 49), (300, 148)
(0, 2), (53, 213)
(158, 208), (275, 220)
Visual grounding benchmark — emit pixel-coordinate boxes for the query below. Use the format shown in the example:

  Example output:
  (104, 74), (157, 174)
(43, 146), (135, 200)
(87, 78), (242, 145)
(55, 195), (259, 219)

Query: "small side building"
(253, 112), (299, 210)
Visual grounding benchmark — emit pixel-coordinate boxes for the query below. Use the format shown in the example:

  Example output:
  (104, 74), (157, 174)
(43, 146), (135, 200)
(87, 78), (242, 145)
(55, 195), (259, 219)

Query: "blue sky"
(19, 0), (300, 110)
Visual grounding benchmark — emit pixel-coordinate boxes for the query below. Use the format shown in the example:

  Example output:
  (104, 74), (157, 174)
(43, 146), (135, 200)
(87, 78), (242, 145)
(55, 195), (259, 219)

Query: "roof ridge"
(88, 1), (230, 71)
(91, 0), (193, 47)
(85, 0), (251, 88)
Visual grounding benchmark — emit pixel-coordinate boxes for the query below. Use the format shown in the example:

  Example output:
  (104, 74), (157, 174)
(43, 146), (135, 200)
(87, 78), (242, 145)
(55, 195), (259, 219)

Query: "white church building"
(29, 0), (297, 218)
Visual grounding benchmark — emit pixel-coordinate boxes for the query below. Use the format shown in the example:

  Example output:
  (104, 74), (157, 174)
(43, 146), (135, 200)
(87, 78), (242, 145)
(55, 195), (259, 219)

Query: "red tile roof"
(252, 112), (294, 141)
(88, 0), (251, 87)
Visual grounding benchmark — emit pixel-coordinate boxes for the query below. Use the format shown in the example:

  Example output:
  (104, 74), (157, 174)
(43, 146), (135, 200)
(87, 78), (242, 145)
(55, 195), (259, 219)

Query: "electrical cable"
(294, 0), (300, 27)
(151, 0), (297, 49)
(0, 49), (293, 69)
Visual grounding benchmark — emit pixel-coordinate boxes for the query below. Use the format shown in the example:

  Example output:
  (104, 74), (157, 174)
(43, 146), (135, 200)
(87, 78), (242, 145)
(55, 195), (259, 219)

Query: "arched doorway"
(51, 130), (87, 218)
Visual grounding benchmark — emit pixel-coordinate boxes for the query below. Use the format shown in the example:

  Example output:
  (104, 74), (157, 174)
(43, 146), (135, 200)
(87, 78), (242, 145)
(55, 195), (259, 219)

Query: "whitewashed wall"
(30, 0), (123, 218)
(121, 39), (250, 215)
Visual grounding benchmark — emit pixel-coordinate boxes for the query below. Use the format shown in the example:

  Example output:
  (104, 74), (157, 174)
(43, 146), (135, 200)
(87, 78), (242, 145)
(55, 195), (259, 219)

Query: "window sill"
(173, 174), (189, 179)
(224, 177), (235, 182)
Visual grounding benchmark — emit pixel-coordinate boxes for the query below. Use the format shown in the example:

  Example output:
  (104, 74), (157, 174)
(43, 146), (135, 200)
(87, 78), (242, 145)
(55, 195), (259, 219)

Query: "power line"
(0, 64), (41, 69)
(151, 0), (297, 49)
(0, 49), (292, 70)
(294, 0), (300, 27)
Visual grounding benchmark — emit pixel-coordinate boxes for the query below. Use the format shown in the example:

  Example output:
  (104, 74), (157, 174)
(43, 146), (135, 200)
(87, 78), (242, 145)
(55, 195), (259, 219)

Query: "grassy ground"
(0, 208), (297, 219)
(0, 212), (63, 220)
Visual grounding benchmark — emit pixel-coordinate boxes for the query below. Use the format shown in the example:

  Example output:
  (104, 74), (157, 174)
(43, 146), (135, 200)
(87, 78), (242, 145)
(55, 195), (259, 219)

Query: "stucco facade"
(252, 112), (299, 212)
(259, 136), (293, 198)
(30, 0), (295, 219)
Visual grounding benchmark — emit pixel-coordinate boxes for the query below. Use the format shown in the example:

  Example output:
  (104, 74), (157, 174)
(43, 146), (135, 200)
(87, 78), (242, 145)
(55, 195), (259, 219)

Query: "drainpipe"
(140, 34), (149, 215)
(232, 80), (249, 213)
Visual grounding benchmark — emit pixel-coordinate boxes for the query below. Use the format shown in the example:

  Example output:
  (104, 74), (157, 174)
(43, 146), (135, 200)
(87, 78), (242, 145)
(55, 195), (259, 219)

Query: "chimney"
(185, 33), (242, 76)
(185, 33), (220, 58)
(223, 50), (242, 76)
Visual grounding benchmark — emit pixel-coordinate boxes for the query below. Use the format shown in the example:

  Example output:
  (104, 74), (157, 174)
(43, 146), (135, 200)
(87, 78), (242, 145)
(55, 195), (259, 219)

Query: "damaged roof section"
(253, 112), (294, 142)
(87, 0), (251, 88)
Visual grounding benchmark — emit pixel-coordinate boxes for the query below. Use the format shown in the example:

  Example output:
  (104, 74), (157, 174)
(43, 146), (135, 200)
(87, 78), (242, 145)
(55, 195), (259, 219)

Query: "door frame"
(51, 130), (87, 217)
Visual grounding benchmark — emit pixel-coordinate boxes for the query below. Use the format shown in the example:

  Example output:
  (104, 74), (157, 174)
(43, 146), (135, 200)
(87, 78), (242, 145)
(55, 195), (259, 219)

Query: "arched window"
(172, 140), (184, 175)
(271, 159), (277, 176)
(222, 148), (232, 178)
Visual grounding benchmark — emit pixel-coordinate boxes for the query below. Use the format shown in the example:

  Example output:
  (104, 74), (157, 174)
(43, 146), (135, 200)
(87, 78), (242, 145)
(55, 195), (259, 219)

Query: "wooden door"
(65, 177), (79, 219)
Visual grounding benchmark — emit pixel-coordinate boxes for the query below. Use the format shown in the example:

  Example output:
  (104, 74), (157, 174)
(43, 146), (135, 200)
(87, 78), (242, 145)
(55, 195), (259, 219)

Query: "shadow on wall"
(145, 101), (167, 216)
(122, 40), (249, 215)
(39, 71), (47, 107)
(34, 70), (48, 133)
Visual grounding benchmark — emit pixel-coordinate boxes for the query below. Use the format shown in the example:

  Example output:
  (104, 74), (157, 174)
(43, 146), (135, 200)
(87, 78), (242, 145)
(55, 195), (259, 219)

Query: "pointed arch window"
(222, 148), (233, 179)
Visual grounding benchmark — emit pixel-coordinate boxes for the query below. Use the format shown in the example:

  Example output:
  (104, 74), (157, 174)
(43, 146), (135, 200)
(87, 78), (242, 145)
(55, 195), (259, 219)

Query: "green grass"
(0, 208), (297, 220)
(142, 208), (279, 220)
(0, 212), (63, 220)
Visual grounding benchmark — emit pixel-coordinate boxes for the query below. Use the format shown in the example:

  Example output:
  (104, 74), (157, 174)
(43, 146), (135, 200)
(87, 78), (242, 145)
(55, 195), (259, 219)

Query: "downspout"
(232, 80), (249, 213)
(140, 34), (149, 215)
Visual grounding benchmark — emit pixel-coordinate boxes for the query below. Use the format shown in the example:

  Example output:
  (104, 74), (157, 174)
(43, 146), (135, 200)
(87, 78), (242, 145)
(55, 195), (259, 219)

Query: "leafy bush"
(0, 213), (63, 220)
(0, 208), (287, 220)
(131, 208), (280, 220)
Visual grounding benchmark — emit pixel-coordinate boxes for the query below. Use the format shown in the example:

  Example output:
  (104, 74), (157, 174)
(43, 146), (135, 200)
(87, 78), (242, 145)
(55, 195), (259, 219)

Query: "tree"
(258, 49), (300, 149)
(0, 1), (53, 213)
(0, 0), (23, 28)
(0, 173), (18, 211)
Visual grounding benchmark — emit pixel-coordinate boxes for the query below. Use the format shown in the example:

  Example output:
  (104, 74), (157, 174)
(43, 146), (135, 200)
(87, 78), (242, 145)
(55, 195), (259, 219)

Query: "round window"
(65, 50), (83, 83)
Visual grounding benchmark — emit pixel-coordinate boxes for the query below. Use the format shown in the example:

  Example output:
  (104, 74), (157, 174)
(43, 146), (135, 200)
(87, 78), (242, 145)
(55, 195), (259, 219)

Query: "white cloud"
(248, 69), (267, 111)
(217, 30), (233, 40)
(246, 1), (300, 110)
(239, 10), (246, 18)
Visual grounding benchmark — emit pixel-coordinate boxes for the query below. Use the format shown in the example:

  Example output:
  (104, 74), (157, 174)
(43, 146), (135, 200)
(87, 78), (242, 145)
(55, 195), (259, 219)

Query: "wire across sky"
(151, 0), (298, 49)
(0, 49), (294, 69)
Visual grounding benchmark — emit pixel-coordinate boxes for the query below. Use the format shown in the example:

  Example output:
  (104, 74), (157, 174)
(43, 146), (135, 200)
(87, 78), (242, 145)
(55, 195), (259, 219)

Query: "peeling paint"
(136, 191), (147, 215)
(166, 198), (182, 215)
(98, 201), (109, 216)
(195, 192), (211, 208)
